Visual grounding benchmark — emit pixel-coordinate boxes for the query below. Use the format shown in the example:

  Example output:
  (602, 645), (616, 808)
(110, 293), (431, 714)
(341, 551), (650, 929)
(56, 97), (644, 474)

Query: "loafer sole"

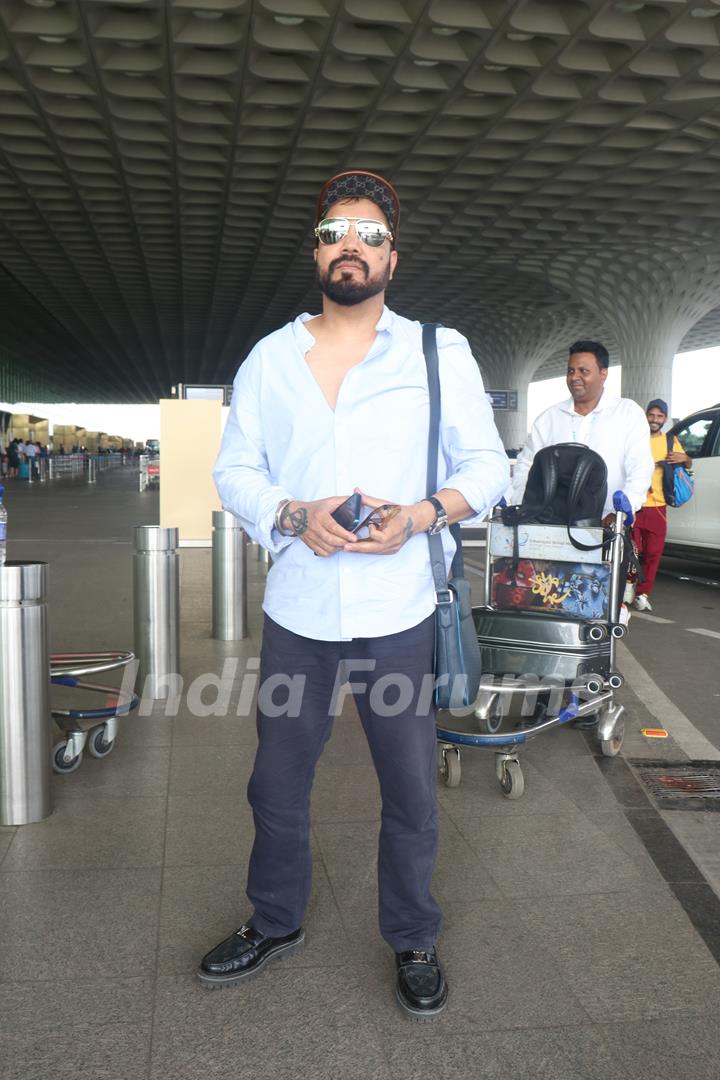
(395, 983), (448, 1022)
(197, 933), (305, 990)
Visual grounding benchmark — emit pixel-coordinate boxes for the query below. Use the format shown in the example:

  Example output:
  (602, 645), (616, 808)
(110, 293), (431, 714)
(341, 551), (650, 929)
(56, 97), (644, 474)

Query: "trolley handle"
(612, 490), (634, 527)
(50, 650), (135, 678)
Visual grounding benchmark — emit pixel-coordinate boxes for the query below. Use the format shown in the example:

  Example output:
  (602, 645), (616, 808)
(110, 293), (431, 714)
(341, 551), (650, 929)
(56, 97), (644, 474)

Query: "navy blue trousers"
(246, 613), (442, 952)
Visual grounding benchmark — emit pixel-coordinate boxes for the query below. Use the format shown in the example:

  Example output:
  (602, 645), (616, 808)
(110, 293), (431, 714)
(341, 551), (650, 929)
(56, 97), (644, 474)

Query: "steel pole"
(0, 562), (52, 825)
(133, 526), (180, 699)
(88, 456), (97, 483)
(212, 510), (248, 640)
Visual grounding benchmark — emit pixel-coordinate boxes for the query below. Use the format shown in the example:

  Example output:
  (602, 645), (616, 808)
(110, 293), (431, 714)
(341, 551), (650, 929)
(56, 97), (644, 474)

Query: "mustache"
(328, 255), (369, 275)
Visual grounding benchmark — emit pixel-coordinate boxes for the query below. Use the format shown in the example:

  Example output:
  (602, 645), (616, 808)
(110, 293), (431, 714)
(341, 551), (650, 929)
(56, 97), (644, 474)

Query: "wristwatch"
(425, 496), (448, 535)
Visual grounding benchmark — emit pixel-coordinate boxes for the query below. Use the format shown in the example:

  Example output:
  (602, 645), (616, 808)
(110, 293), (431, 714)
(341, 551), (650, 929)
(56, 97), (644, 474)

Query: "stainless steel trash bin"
(0, 562), (52, 825)
(212, 510), (248, 641)
(133, 526), (180, 699)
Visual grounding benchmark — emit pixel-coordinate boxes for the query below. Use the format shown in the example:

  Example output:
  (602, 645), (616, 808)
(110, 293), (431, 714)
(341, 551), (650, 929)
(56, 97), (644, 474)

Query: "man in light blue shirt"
(200, 170), (509, 1019)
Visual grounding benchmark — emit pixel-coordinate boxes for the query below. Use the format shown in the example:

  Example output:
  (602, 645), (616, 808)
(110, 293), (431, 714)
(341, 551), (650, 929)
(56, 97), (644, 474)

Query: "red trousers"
(632, 505), (667, 597)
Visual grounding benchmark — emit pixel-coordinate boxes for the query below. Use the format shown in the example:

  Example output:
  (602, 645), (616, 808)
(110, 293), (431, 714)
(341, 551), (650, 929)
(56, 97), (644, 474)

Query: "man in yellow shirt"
(631, 398), (692, 611)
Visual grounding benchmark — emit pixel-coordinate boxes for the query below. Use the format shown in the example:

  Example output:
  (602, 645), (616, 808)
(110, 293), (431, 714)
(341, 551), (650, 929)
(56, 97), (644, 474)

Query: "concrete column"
(616, 316), (687, 411)
(546, 248), (720, 413)
(469, 306), (592, 448)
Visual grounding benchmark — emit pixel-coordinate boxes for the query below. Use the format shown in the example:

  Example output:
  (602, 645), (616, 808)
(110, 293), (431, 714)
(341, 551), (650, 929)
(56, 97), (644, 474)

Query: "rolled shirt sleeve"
(436, 328), (511, 521)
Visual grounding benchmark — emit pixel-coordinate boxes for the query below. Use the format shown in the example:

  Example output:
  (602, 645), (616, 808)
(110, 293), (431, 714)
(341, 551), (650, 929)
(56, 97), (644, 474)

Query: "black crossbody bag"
(422, 323), (482, 710)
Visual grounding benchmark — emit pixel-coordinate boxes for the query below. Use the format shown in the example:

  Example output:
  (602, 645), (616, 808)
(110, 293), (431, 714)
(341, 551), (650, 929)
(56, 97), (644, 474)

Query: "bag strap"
(524, 448), (559, 522)
(565, 452), (607, 551)
(501, 450), (558, 528)
(566, 451), (595, 524)
(666, 431), (673, 456)
(422, 323), (464, 598)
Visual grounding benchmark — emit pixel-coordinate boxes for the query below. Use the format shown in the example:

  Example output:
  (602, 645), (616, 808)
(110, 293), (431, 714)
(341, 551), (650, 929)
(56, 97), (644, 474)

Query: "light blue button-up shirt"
(214, 306), (509, 641)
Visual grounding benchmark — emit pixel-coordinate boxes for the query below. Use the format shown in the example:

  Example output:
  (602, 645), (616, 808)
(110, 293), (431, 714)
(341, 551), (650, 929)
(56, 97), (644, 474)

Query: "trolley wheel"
(52, 740), (83, 774)
(88, 726), (115, 759)
(499, 760), (524, 800)
(600, 715), (625, 758)
(482, 712), (503, 735)
(441, 748), (461, 788)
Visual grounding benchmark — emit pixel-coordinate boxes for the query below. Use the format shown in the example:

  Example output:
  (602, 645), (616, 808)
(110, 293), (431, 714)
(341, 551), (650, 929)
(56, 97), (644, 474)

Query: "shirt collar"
(559, 389), (619, 416)
(294, 305), (393, 347)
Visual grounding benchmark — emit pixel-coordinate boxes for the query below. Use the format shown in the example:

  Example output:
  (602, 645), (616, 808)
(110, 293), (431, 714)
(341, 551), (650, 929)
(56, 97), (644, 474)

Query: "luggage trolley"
(51, 651), (139, 773)
(437, 502), (629, 799)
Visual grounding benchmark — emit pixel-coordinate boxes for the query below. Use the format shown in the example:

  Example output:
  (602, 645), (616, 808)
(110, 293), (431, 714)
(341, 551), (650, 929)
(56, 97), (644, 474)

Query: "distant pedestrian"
(631, 399), (692, 612)
(24, 440), (39, 480)
(7, 439), (19, 478)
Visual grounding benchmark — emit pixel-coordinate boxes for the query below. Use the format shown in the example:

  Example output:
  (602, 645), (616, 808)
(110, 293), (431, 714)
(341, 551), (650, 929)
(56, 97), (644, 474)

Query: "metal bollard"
(212, 510), (247, 640)
(48, 457), (54, 480)
(88, 456), (96, 483)
(0, 562), (52, 825)
(133, 526), (180, 699)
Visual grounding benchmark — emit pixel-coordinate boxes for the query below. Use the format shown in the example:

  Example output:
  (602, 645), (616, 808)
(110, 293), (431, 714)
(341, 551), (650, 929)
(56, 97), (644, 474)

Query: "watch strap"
(425, 495), (446, 526)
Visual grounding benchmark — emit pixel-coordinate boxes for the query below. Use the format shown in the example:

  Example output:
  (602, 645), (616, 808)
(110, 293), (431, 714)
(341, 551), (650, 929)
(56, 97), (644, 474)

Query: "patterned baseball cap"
(315, 170), (400, 240)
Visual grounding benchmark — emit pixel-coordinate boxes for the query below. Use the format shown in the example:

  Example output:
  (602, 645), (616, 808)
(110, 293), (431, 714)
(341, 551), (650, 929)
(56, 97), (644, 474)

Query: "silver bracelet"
(274, 498), (293, 536)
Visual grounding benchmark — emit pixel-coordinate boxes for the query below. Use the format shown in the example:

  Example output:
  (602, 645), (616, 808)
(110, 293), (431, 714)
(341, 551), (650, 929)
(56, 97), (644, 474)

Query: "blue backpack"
(660, 433), (694, 508)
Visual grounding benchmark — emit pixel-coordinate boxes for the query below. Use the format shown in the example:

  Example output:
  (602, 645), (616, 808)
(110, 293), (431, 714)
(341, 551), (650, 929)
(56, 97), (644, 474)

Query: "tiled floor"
(2, 468), (720, 1079)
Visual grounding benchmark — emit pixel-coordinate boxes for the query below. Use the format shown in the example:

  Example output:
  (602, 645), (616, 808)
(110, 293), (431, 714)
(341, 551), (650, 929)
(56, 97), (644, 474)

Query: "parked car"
(664, 404), (720, 558)
(145, 438), (160, 455)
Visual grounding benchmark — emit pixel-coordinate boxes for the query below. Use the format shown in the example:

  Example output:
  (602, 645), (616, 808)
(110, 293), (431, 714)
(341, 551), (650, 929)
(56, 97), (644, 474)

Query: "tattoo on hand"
(402, 517), (413, 543)
(289, 508), (308, 536)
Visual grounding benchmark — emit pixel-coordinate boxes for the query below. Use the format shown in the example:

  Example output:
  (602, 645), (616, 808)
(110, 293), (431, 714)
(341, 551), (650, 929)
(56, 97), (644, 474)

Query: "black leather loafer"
(395, 948), (448, 1021)
(197, 923), (304, 989)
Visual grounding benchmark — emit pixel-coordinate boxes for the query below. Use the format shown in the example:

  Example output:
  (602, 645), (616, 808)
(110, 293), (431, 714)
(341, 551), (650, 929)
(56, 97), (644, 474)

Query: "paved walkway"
(1, 467), (719, 1079)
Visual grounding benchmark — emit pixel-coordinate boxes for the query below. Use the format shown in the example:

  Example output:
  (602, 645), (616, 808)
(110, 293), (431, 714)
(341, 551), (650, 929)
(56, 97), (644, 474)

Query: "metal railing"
(18, 452), (128, 484)
(47, 453), (85, 479)
(93, 452), (124, 472)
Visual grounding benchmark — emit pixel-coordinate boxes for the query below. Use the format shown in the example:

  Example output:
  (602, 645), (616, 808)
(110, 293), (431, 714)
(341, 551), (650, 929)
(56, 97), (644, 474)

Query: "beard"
(317, 255), (391, 306)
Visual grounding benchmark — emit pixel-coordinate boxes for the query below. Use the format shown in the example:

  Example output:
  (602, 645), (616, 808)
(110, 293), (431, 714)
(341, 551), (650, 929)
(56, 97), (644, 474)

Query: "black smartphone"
(330, 492), (362, 532)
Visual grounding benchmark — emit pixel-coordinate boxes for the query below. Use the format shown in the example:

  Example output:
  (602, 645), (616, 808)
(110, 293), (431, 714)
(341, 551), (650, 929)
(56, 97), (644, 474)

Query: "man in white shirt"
(510, 340), (654, 523)
(24, 439), (38, 480)
(202, 170), (510, 1018)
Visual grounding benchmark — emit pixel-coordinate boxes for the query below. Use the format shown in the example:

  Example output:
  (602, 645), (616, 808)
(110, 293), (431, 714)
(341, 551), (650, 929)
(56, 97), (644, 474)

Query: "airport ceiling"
(2, 0), (720, 402)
